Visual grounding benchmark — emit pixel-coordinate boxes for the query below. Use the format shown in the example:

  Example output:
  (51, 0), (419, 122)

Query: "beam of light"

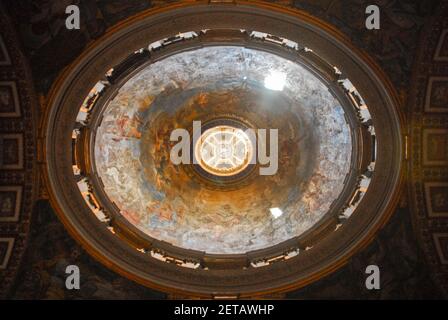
(264, 71), (286, 91)
(270, 207), (283, 219)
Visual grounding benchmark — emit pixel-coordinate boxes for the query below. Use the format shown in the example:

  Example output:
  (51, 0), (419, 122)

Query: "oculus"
(194, 125), (254, 177)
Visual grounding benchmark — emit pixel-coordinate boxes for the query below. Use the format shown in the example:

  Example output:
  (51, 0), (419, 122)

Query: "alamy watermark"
(365, 264), (381, 290)
(65, 265), (80, 290)
(365, 5), (380, 30)
(170, 121), (278, 176)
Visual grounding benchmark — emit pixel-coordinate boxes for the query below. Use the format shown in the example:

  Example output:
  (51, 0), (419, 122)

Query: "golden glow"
(195, 125), (253, 176)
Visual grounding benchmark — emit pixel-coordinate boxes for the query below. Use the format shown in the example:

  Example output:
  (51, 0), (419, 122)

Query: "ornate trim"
(0, 4), (38, 298)
(408, 0), (448, 297)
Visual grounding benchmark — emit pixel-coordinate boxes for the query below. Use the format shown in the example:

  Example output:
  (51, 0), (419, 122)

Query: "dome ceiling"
(4, 0), (447, 301)
(42, 2), (404, 297)
(93, 46), (352, 254)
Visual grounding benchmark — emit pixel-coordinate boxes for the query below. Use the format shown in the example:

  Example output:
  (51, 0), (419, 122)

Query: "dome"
(42, 2), (403, 297)
(92, 46), (352, 254)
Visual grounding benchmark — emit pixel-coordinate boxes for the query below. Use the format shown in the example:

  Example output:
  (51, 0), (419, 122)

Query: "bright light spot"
(264, 71), (286, 91)
(270, 207), (283, 219)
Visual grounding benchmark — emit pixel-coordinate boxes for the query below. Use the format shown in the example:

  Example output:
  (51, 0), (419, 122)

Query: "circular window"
(195, 125), (253, 177)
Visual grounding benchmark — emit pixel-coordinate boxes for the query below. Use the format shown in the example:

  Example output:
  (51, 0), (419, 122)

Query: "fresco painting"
(94, 47), (352, 254)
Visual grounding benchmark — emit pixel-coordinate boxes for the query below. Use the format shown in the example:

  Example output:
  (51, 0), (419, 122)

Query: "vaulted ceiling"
(0, 0), (447, 299)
